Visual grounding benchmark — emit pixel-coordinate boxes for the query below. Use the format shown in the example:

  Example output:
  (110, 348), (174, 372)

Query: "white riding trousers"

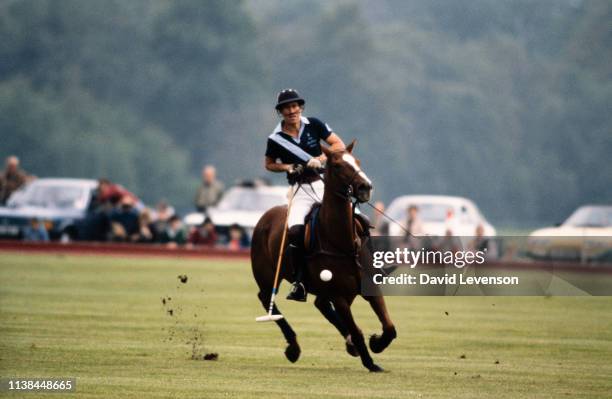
(287, 180), (324, 228)
(286, 180), (360, 228)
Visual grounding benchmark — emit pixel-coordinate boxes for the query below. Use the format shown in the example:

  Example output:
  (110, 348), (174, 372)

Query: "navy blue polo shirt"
(265, 116), (332, 165)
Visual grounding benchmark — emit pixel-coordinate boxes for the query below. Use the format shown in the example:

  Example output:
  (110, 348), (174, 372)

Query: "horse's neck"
(319, 184), (355, 252)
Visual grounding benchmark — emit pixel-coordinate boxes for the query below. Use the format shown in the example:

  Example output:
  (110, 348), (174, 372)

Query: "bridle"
(323, 167), (361, 202)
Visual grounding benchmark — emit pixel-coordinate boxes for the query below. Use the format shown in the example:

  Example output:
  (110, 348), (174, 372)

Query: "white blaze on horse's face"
(341, 153), (373, 202)
(342, 153), (372, 185)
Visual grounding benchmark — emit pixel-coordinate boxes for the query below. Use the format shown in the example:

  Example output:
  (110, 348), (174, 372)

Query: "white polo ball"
(319, 269), (333, 282)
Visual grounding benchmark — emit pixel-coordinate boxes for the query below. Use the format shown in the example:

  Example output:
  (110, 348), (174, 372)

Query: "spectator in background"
(469, 223), (498, 260)
(194, 165), (224, 214)
(23, 218), (49, 242)
(227, 223), (249, 250)
(188, 217), (218, 247)
(435, 227), (462, 254)
(160, 215), (187, 248)
(0, 156), (31, 205)
(151, 200), (174, 240)
(405, 205), (424, 236)
(109, 196), (140, 241)
(96, 178), (139, 208)
(444, 207), (457, 236)
(132, 208), (156, 243)
(404, 204), (424, 249)
(76, 203), (112, 241)
(371, 201), (389, 236)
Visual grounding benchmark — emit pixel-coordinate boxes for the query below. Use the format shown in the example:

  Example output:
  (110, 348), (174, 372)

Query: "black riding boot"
(286, 225), (307, 302)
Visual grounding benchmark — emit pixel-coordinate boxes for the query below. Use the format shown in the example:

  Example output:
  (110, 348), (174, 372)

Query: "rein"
(364, 201), (415, 238)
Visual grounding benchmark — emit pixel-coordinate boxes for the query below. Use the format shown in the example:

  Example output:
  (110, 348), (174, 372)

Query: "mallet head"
(255, 314), (284, 322)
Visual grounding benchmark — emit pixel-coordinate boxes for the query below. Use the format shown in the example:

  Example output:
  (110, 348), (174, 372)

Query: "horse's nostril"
(359, 183), (372, 193)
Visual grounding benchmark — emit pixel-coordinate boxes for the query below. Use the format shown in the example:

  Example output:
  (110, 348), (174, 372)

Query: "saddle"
(303, 203), (370, 255)
(303, 203), (321, 252)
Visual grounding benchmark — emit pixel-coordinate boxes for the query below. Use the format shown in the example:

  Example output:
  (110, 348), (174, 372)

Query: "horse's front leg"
(333, 296), (383, 372)
(363, 295), (397, 353)
(358, 236), (396, 353)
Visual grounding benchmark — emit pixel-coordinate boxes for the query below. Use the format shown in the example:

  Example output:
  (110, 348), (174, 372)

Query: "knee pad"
(288, 225), (305, 247)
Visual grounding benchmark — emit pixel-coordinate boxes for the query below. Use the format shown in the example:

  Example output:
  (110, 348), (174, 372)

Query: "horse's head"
(322, 140), (373, 203)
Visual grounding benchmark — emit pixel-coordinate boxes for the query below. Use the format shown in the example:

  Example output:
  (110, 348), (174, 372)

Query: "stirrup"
(286, 282), (307, 302)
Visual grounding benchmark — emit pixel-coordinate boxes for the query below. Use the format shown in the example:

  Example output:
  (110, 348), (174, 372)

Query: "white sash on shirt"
(268, 132), (312, 163)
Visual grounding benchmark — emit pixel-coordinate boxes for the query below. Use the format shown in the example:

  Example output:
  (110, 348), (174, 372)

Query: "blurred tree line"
(1, 0), (609, 225)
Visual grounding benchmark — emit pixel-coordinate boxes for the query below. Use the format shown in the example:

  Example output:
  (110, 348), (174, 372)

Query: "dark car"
(0, 178), (98, 241)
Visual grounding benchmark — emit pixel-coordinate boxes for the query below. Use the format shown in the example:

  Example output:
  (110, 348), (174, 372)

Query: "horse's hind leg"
(314, 296), (358, 357)
(363, 295), (397, 354)
(333, 296), (383, 372)
(257, 290), (301, 363)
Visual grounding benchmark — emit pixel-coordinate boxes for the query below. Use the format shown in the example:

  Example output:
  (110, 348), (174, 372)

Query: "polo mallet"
(256, 185), (297, 322)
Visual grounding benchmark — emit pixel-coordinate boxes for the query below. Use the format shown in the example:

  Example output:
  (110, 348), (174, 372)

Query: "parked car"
(183, 183), (287, 242)
(527, 205), (612, 263)
(0, 178), (98, 241)
(385, 195), (496, 237)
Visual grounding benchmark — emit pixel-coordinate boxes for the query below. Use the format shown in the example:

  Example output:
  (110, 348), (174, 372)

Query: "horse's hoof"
(345, 341), (359, 357)
(369, 334), (385, 354)
(368, 363), (384, 373)
(284, 342), (301, 363)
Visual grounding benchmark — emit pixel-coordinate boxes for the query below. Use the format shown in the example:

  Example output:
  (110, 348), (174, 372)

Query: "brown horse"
(251, 141), (397, 372)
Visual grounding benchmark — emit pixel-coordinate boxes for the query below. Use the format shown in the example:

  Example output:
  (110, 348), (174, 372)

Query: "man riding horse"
(264, 89), (345, 301)
(255, 90), (396, 370)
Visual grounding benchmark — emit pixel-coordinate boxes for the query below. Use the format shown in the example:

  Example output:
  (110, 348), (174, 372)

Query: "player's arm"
(315, 132), (345, 165)
(265, 156), (293, 173)
(325, 132), (345, 152)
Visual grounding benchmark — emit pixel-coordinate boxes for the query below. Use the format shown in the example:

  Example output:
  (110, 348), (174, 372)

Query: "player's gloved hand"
(287, 164), (304, 185)
(288, 164), (304, 176)
(307, 157), (322, 169)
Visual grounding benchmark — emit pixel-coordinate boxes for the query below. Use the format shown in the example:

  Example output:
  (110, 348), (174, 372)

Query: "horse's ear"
(321, 144), (332, 157)
(346, 139), (357, 153)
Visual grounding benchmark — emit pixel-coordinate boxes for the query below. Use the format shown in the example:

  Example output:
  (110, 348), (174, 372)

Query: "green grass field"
(1, 253), (611, 398)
